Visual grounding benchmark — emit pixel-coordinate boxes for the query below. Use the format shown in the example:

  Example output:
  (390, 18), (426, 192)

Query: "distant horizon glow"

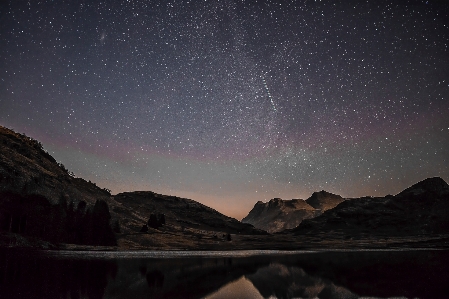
(1, 1), (448, 220)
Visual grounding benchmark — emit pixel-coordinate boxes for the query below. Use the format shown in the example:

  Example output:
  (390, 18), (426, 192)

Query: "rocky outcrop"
(305, 191), (344, 211)
(242, 190), (345, 233)
(242, 198), (320, 233)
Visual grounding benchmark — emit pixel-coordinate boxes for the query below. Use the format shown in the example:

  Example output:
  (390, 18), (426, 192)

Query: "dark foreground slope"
(0, 126), (112, 206)
(292, 177), (449, 241)
(242, 191), (344, 233)
(0, 126), (117, 247)
(114, 191), (264, 234)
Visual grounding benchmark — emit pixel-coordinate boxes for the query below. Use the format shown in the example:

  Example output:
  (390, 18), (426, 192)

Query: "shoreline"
(3, 230), (449, 252)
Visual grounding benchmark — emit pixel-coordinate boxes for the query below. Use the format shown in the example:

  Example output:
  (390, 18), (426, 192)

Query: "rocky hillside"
(112, 191), (266, 236)
(242, 191), (344, 233)
(242, 198), (320, 233)
(0, 126), (111, 206)
(292, 177), (449, 238)
(0, 126), (264, 249)
(0, 126), (120, 246)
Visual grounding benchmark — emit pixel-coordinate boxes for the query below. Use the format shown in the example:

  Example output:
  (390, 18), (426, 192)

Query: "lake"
(1, 249), (448, 298)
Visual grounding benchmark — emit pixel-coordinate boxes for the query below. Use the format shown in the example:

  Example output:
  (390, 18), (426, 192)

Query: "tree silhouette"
(0, 192), (117, 247)
(147, 213), (166, 229)
(147, 214), (159, 229)
(158, 214), (166, 225)
(90, 200), (116, 246)
(112, 219), (121, 233)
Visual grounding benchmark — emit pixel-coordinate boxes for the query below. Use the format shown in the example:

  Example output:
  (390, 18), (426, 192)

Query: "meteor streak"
(262, 76), (277, 112)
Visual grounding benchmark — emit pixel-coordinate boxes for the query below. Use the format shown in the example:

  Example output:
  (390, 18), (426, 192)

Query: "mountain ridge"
(292, 177), (449, 238)
(1, 125), (449, 249)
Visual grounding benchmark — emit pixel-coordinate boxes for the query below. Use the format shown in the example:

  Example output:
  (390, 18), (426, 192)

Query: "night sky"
(1, 0), (448, 219)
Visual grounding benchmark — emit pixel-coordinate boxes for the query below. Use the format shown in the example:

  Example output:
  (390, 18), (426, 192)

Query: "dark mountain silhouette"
(242, 191), (344, 233)
(292, 177), (449, 239)
(397, 177), (449, 196)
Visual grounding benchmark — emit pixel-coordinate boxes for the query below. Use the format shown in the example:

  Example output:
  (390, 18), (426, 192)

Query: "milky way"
(1, 0), (448, 219)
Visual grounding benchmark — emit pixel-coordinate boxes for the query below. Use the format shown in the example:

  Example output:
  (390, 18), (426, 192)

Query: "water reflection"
(205, 276), (263, 299)
(1, 249), (449, 299)
(247, 263), (357, 299)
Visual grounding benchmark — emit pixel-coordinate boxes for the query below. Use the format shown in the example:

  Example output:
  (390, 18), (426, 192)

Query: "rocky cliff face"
(242, 198), (321, 233)
(242, 191), (345, 233)
(292, 177), (449, 238)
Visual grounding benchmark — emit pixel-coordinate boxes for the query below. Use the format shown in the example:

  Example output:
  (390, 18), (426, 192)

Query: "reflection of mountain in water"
(246, 263), (357, 299)
(203, 263), (357, 299)
(106, 256), (264, 299)
(106, 250), (449, 299)
(2, 249), (449, 299)
(204, 276), (263, 299)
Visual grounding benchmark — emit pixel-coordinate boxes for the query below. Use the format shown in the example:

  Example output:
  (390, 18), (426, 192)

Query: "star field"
(1, 0), (448, 219)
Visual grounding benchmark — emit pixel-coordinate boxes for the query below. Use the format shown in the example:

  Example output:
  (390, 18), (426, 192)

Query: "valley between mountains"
(1, 125), (449, 250)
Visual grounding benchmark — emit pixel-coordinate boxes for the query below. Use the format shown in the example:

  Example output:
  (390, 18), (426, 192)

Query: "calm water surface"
(1, 248), (448, 299)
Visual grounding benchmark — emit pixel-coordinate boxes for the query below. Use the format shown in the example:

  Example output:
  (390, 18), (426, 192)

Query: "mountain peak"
(268, 198), (283, 206)
(305, 190), (344, 211)
(398, 177), (449, 196)
(311, 190), (340, 198)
